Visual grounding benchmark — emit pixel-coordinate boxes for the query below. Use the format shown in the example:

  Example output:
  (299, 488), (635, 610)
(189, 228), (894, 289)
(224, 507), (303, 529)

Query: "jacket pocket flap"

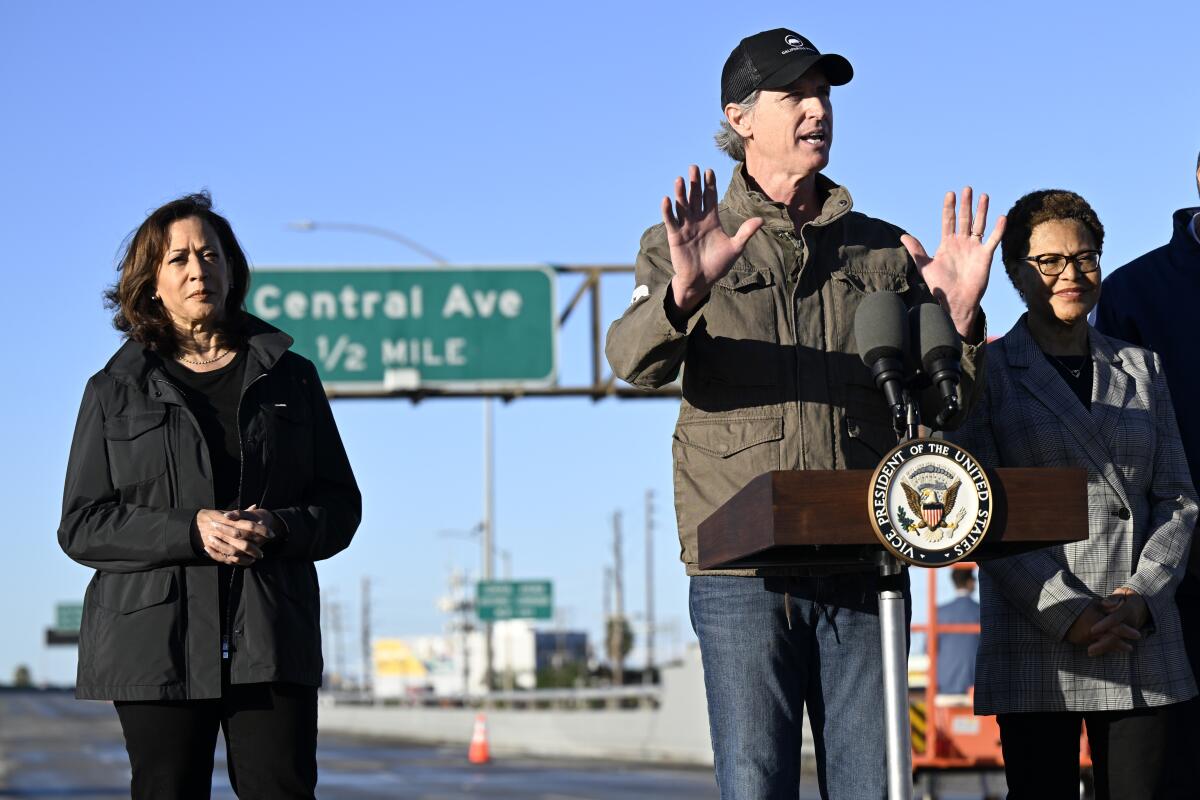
(254, 560), (318, 608)
(715, 269), (774, 293)
(95, 571), (174, 614)
(103, 409), (167, 441)
(262, 401), (312, 423)
(833, 269), (910, 294)
(674, 417), (783, 458)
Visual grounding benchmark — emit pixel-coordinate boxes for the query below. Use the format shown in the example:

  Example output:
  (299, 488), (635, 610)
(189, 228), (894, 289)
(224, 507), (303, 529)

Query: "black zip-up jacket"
(59, 316), (361, 701)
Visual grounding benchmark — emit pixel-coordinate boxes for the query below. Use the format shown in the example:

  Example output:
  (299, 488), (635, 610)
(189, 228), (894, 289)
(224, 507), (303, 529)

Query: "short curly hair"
(1000, 189), (1105, 296)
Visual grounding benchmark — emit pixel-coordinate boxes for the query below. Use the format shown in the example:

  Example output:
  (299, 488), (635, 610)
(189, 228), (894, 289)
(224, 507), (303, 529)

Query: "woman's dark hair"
(1000, 189), (1105, 295)
(104, 191), (249, 355)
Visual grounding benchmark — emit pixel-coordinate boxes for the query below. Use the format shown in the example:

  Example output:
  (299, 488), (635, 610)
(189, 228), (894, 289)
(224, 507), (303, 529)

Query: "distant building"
(372, 622), (589, 699)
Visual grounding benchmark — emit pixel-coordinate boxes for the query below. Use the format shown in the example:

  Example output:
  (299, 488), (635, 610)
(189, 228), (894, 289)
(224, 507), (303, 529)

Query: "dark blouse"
(161, 352), (247, 509)
(161, 351), (248, 665)
(1042, 351), (1093, 411)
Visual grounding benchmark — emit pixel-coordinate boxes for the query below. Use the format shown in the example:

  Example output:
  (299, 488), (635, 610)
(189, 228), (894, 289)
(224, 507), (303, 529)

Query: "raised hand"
(662, 165), (763, 318)
(901, 187), (1005, 339)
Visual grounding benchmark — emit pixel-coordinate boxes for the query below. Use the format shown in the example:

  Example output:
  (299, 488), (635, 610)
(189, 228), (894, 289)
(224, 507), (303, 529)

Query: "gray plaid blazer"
(947, 316), (1198, 714)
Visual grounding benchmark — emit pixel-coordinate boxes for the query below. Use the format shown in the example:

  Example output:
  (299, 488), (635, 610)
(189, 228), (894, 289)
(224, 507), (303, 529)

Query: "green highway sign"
(55, 602), (83, 632)
(476, 580), (554, 622)
(249, 267), (556, 392)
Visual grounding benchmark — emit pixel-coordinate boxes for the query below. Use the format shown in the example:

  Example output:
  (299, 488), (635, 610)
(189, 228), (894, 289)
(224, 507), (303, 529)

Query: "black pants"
(1167, 576), (1200, 787)
(114, 681), (318, 800)
(997, 705), (1181, 800)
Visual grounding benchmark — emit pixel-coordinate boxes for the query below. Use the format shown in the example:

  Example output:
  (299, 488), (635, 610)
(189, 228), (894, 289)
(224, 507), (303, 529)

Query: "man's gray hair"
(714, 91), (760, 161)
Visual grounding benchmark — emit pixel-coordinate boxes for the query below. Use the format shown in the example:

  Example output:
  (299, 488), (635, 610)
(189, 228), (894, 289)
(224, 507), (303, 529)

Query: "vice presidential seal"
(867, 439), (992, 567)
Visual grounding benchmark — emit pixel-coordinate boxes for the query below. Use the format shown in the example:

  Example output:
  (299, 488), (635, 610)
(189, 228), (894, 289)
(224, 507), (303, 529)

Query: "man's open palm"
(663, 165), (763, 314)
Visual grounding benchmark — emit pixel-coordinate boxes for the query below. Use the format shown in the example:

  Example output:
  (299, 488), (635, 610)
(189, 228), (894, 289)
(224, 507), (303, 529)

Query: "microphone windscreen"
(854, 291), (909, 366)
(913, 303), (962, 365)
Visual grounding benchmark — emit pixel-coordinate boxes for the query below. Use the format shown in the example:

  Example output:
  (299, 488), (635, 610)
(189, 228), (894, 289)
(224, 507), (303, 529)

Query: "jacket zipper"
(153, 370), (269, 664)
(225, 371), (268, 662)
(152, 377), (206, 682)
(777, 229), (808, 470)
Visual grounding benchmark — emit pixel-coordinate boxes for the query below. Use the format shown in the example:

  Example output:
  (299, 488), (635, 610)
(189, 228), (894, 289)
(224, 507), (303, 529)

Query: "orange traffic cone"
(467, 713), (491, 764)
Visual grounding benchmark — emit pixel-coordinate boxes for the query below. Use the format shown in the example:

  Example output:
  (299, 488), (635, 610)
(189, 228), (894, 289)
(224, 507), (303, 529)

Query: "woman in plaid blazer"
(948, 190), (1198, 800)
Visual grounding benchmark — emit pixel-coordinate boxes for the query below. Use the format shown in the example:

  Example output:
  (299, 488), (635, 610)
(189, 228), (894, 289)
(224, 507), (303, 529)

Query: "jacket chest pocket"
(830, 269), (910, 340)
(260, 400), (314, 488)
(103, 410), (168, 487)
(707, 267), (776, 336)
(829, 269), (912, 390)
(688, 268), (781, 387)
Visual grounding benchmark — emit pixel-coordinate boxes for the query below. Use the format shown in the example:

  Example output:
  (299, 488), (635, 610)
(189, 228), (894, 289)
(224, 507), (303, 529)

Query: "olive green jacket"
(605, 165), (984, 575)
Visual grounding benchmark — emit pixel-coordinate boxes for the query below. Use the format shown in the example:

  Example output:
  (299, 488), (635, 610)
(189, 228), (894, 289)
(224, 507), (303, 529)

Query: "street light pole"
(287, 220), (449, 264)
(289, 219), (499, 697)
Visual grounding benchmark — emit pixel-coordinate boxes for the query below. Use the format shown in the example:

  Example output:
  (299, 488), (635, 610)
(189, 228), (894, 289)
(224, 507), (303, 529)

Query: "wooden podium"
(698, 467), (1088, 571)
(696, 466), (1088, 800)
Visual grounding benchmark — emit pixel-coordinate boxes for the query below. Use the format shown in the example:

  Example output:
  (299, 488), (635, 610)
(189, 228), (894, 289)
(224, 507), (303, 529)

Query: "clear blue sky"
(3, 2), (1197, 685)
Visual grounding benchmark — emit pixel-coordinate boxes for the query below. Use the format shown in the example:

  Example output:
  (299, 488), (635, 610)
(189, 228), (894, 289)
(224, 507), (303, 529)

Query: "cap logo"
(781, 34), (813, 55)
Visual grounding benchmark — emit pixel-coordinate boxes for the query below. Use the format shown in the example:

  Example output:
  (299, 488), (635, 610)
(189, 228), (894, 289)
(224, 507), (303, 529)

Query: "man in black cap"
(607, 28), (1003, 798)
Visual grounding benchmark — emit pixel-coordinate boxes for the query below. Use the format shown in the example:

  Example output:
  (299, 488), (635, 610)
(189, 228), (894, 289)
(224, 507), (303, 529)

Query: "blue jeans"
(690, 573), (910, 800)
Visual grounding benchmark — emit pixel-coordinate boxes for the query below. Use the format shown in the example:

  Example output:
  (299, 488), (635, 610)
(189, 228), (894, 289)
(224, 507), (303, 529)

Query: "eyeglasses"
(1015, 250), (1102, 276)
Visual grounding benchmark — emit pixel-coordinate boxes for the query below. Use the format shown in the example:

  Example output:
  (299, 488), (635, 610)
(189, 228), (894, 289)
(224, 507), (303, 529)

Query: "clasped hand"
(1065, 588), (1149, 657)
(195, 505), (277, 566)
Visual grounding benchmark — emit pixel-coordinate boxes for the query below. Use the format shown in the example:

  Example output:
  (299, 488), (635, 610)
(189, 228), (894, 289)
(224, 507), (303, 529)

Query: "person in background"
(935, 568), (980, 695)
(1093, 151), (1200, 787)
(59, 192), (361, 799)
(948, 189), (1197, 800)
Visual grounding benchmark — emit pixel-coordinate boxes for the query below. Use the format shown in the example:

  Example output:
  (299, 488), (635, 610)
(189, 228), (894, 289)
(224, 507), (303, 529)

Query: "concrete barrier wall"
(318, 644), (818, 766)
(319, 646), (715, 765)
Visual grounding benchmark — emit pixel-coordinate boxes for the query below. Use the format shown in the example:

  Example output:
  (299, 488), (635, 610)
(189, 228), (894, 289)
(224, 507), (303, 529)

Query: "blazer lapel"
(1005, 317), (1131, 509)
(1090, 331), (1132, 456)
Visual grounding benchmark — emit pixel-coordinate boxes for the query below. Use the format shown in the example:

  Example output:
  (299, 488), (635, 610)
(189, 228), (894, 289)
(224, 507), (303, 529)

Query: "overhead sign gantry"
(250, 265), (678, 401)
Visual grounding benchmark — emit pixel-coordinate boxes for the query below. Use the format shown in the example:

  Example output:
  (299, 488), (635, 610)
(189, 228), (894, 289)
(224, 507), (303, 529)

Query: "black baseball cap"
(721, 29), (853, 108)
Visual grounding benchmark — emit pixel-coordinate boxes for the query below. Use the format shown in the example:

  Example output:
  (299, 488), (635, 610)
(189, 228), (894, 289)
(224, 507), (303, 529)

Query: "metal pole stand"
(879, 551), (913, 800)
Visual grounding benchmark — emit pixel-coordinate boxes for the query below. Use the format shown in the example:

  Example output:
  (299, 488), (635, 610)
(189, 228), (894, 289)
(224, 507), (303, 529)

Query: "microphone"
(911, 303), (962, 428)
(854, 291), (910, 432)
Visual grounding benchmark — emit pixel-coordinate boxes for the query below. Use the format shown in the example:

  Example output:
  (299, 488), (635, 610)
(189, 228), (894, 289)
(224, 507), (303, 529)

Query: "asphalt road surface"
(0, 690), (1008, 799)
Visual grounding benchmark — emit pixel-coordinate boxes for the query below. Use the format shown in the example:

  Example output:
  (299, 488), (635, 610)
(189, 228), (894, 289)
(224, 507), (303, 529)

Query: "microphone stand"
(878, 388), (918, 800)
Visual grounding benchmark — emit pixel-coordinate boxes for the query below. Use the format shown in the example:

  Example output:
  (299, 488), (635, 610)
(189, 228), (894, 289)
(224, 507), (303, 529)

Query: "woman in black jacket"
(60, 192), (361, 799)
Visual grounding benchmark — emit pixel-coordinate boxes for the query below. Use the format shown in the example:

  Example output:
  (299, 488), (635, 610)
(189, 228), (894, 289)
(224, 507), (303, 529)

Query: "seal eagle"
(902, 480), (961, 542)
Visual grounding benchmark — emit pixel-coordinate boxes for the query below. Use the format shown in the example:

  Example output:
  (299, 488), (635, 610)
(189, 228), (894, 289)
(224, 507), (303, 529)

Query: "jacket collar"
(1003, 314), (1132, 509)
(723, 163), (853, 232)
(1170, 206), (1200, 262)
(104, 314), (293, 394)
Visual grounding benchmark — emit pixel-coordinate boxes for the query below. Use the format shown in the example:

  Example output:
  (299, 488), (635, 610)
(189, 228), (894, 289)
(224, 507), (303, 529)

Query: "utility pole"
(602, 566), (612, 689)
(321, 597), (330, 687)
(445, 569), (472, 698)
(361, 576), (372, 696)
(330, 600), (346, 689)
(644, 489), (656, 683)
(482, 399), (495, 693)
(611, 510), (625, 687)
